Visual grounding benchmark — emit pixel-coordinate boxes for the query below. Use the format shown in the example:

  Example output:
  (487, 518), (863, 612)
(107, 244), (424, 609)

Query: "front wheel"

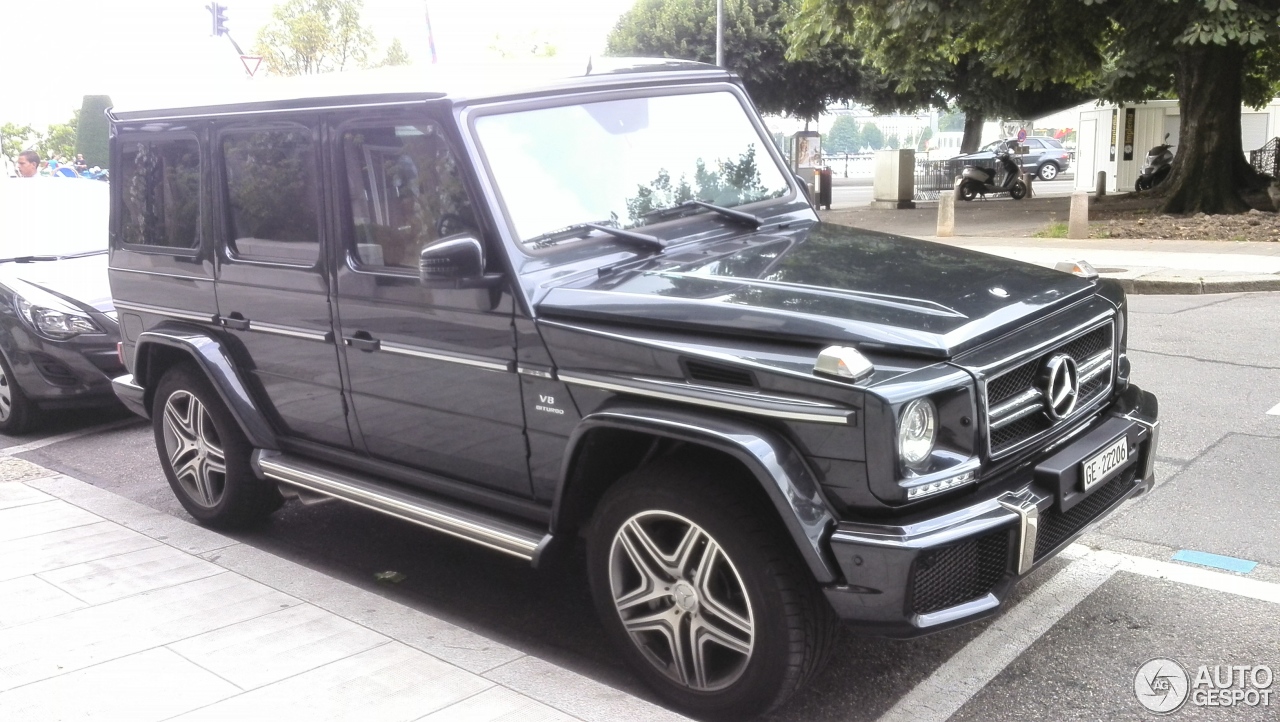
(1135, 175), (1152, 191)
(956, 180), (978, 202)
(152, 364), (282, 528)
(0, 353), (37, 434)
(1009, 180), (1028, 200)
(587, 458), (838, 720)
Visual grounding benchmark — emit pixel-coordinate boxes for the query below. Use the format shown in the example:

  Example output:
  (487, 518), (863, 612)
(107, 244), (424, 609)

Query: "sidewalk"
(0, 458), (688, 722)
(820, 203), (1280, 294)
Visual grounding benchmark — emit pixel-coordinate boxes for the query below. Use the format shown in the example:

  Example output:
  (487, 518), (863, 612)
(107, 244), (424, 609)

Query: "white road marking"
(0, 417), (144, 456)
(878, 545), (1280, 722)
(1267, 401), (1280, 415)
(876, 552), (1121, 722)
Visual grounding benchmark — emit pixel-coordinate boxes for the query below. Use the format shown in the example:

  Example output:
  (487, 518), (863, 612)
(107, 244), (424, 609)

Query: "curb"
(1112, 275), (1280, 295)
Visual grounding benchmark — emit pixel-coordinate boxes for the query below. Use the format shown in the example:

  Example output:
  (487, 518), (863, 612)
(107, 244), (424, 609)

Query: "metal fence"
(1250, 137), (1279, 179)
(915, 158), (1011, 200)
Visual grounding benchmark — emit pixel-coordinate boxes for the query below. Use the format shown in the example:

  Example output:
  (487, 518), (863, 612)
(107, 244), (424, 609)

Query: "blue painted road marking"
(1172, 550), (1258, 574)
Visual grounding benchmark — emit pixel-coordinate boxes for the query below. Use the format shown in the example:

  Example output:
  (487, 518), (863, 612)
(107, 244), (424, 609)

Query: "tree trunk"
(960, 110), (985, 154)
(1159, 42), (1265, 215)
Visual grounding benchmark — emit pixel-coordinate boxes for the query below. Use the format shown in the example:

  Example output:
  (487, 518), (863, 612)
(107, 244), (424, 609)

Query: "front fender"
(556, 400), (841, 583)
(133, 323), (279, 450)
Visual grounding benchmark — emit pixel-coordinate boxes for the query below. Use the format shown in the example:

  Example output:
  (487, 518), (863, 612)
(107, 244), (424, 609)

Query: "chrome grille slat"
(983, 322), (1115, 458)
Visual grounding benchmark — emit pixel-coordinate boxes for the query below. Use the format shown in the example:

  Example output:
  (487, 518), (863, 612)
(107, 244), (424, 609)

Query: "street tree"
(41, 113), (79, 163)
(1, 123), (35, 164)
(823, 114), (863, 153)
(607, 0), (935, 120)
(860, 123), (884, 150)
(75, 95), (112, 168)
(377, 38), (411, 67)
(255, 0), (376, 76)
(788, 0), (1280, 214)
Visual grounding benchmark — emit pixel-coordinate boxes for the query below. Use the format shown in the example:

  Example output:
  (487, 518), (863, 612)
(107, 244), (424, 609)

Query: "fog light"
(906, 470), (977, 500)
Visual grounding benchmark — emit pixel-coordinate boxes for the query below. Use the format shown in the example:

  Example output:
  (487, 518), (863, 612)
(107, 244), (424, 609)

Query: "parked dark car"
(954, 136), (1073, 181)
(0, 178), (123, 433)
(107, 61), (1158, 720)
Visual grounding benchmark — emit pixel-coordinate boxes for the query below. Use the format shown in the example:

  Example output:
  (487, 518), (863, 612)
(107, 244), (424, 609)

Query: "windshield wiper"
(0, 250), (106, 264)
(527, 221), (666, 251)
(641, 199), (763, 229)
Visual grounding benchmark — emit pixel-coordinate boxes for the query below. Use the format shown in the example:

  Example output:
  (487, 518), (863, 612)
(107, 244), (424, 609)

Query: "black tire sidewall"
(586, 469), (813, 719)
(151, 364), (278, 527)
(0, 351), (36, 435)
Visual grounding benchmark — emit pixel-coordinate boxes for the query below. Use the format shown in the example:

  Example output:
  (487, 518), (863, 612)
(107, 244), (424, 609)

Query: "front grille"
(910, 530), (1010, 615)
(1034, 467), (1137, 560)
(984, 323), (1114, 457)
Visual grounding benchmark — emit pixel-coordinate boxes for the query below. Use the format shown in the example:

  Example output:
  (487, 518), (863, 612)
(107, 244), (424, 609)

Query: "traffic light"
(208, 3), (229, 37)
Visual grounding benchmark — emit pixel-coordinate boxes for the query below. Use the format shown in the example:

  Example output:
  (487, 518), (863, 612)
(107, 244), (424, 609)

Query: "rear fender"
(554, 400), (841, 583)
(133, 323), (279, 450)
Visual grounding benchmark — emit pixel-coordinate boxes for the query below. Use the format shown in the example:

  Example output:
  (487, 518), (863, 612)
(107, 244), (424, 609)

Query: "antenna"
(585, 55), (593, 76)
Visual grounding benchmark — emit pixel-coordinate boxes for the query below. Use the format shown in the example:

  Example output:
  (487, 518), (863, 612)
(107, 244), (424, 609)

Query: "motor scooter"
(1134, 134), (1174, 191)
(956, 140), (1028, 201)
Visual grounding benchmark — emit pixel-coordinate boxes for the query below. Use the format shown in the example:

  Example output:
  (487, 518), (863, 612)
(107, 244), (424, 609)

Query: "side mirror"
(419, 234), (504, 289)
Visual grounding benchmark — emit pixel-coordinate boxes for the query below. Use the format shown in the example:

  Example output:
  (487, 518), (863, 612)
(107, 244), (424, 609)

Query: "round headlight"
(898, 398), (937, 469)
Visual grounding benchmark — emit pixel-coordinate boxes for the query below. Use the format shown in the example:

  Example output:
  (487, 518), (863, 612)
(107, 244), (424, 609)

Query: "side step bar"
(253, 450), (552, 564)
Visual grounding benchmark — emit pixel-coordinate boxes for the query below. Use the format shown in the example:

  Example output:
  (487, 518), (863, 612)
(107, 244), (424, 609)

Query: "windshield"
(0, 180), (108, 258)
(473, 90), (791, 245)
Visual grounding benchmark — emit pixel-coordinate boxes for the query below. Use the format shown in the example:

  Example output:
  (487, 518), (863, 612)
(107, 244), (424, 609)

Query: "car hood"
(536, 222), (1095, 359)
(0, 253), (113, 313)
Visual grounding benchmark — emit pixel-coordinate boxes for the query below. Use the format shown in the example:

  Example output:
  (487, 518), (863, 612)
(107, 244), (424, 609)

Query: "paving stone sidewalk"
(0, 461), (688, 722)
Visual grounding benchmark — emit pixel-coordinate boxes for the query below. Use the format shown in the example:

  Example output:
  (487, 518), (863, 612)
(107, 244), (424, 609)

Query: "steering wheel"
(436, 213), (473, 238)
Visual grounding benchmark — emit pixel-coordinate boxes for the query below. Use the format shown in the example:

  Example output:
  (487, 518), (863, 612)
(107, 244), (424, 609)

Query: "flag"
(425, 2), (438, 64)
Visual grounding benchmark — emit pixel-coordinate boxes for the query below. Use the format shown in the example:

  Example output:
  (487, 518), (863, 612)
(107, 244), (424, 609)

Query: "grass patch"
(1034, 222), (1070, 239)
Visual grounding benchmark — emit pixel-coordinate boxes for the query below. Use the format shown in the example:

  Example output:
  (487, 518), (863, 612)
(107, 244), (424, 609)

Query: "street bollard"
(937, 190), (956, 237)
(1069, 191), (1089, 239)
(1095, 171), (1107, 199)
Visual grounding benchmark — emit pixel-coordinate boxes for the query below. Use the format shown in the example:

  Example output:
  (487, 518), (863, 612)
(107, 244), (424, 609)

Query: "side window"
(221, 128), (320, 265)
(118, 138), (200, 249)
(342, 123), (476, 270)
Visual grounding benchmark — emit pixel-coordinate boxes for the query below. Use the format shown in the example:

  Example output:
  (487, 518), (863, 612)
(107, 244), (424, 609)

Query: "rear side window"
(221, 128), (320, 265)
(118, 138), (200, 249)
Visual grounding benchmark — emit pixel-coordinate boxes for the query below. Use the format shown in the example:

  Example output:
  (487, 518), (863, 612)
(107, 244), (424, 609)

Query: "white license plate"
(1081, 437), (1129, 492)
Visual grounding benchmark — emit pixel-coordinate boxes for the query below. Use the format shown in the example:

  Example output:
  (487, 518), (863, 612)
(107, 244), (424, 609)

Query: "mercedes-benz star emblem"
(1040, 353), (1080, 420)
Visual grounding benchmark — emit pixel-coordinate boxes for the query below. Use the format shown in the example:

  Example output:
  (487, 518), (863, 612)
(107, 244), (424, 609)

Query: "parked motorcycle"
(956, 140), (1028, 201)
(1134, 134), (1174, 191)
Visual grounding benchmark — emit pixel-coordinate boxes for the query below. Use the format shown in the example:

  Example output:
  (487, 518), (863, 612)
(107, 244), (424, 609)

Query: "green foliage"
(916, 125), (933, 150)
(938, 110), (965, 132)
(488, 31), (559, 59)
(41, 114), (79, 162)
(255, 0), (376, 76)
(76, 95), (112, 167)
(378, 38), (411, 67)
(606, 0), (930, 119)
(625, 146), (770, 223)
(823, 115), (863, 153)
(1, 123), (36, 163)
(860, 123), (884, 150)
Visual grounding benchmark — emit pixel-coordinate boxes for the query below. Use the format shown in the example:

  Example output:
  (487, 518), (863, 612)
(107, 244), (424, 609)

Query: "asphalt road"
(829, 175), (1078, 211)
(3, 291), (1279, 721)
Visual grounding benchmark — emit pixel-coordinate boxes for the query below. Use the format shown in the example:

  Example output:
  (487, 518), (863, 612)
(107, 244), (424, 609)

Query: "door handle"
(343, 333), (380, 352)
(220, 313), (250, 331)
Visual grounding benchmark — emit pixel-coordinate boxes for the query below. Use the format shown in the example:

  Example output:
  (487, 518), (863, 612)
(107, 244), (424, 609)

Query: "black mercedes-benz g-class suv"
(108, 60), (1158, 719)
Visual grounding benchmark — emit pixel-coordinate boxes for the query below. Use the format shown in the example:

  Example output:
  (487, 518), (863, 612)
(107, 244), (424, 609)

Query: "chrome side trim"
(112, 301), (217, 324)
(251, 322), (332, 342)
(560, 372), (855, 425)
(255, 451), (547, 562)
(999, 494), (1041, 574)
(517, 365), (556, 379)
(379, 342), (513, 372)
(110, 267), (209, 281)
(914, 593), (999, 629)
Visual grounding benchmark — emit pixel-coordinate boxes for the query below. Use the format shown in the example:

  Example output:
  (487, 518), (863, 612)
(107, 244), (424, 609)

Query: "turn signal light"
(906, 470), (977, 500)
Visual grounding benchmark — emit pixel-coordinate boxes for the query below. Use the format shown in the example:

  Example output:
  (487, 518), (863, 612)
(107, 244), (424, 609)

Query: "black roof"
(108, 58), (733, 121)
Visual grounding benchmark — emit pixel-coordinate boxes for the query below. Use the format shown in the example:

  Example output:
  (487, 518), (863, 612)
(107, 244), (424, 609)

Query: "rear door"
(328, 110), (531, 497)
(212, 118), (353, 449)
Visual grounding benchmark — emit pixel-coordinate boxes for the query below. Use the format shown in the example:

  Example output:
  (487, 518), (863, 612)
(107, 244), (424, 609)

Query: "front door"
(213, 118), (353, 449)
(330, 114), (530, 497)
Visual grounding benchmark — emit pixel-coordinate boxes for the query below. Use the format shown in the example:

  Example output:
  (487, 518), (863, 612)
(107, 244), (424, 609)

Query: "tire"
(1135, 176), (1151, 191)
(956, 181), (978, 202)
(1037, 162), (1059, 181)
(152, 363), (282, 528)
(0, 353), (37, 434)
(586, 457), (838, 720)
(1009, 180), (1028, 200)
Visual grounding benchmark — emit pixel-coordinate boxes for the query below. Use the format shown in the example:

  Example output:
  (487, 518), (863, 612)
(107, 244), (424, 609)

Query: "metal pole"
(716, 0), (723, 66)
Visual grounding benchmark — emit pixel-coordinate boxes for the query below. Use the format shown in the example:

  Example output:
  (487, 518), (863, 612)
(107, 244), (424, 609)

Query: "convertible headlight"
(897, 398), (937, 469)
(16, 298), (102, 339)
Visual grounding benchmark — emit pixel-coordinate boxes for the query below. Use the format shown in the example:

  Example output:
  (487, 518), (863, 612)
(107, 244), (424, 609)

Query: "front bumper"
(823, 385), (1158, 637)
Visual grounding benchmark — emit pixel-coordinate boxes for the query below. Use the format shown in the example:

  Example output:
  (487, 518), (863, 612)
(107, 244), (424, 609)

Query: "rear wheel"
(956, 181), (978, 202)
(1037, 162), (1060, 181)
(586, 457), (838, 720)
(152, 364), (282, 528)
(1135, 175), (1152, 191)
(1009, 180), (1028, 200)
(0, 353), (37, 434)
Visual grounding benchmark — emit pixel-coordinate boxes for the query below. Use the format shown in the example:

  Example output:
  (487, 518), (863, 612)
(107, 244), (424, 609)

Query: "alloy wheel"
(1039, 163), (1058, 181)
(608, 510), (755, 691)
(0, 365), (11, 422)
(161, 390), (227, 508)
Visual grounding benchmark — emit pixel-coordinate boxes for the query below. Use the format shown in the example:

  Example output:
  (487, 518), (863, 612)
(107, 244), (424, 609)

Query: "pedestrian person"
(74, 154), (88, 173)
(15, 150), (39, 177)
